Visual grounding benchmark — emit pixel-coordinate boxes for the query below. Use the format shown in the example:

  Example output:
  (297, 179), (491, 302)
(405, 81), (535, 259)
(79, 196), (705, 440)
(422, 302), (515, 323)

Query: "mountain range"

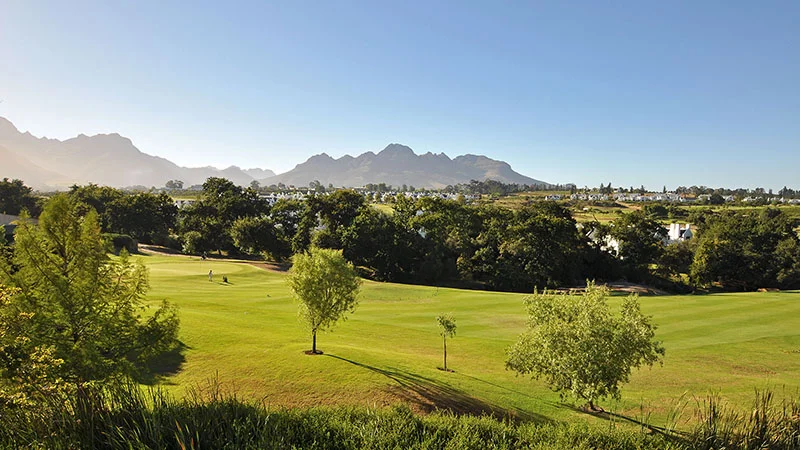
(260, 144), (545, 189)
(0, 117), (546, 190)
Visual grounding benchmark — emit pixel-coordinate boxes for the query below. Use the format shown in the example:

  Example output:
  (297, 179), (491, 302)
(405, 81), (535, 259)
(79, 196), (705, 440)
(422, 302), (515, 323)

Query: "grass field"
(140, 254), (800, 429)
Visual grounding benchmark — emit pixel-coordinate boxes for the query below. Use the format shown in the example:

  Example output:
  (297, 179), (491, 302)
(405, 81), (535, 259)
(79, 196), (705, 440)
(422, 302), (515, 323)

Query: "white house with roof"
(667, 223), (693, 243)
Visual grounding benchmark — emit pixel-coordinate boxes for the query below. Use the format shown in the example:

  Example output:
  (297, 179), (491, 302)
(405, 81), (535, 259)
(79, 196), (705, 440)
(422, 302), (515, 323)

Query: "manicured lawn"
(141, 254), (800, 427)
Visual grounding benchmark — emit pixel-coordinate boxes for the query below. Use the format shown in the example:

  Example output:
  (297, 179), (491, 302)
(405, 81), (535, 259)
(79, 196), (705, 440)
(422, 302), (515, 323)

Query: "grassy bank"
(137, 254), (800, 427)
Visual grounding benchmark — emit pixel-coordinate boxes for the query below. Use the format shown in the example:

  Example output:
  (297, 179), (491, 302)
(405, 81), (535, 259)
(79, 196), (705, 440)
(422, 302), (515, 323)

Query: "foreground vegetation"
(1, 382), (798, 449)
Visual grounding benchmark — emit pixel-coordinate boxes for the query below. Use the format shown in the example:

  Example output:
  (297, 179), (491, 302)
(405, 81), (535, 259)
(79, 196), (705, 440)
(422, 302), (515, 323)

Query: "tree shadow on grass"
(138, 341), (191, 385)
(326, 354), (553, 424)
(557, 402), (690, 444)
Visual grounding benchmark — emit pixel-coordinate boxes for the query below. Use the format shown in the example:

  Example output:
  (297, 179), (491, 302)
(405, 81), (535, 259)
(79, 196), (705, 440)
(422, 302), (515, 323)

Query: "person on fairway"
(208, 270), (213, 282)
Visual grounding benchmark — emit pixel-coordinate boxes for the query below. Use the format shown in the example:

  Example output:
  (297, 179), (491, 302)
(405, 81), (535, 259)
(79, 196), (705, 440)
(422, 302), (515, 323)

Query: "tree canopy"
(0, 195), (179, 386)
(287, 247), (361, 354)
(505, 282), (664, 410)
(0, 178), (40, 217)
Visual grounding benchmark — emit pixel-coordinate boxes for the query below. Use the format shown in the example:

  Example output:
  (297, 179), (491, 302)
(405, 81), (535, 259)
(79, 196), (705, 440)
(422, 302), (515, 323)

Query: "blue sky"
(1, 1), (799, 189)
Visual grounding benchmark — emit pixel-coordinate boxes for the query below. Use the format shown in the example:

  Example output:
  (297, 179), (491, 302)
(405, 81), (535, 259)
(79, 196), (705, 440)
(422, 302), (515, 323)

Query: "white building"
(667, 223), (693, 243)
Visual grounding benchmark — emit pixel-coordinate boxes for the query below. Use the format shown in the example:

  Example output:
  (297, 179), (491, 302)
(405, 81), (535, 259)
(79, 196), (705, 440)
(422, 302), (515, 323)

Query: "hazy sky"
(1, 1), (799, 189)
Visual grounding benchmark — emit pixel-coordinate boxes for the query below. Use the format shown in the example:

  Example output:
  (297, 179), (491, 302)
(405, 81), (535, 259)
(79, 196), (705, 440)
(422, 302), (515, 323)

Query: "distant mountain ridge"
(0, 117), (274, 189)
(260, 144), (547, 189)
(0, 117), (547, 190)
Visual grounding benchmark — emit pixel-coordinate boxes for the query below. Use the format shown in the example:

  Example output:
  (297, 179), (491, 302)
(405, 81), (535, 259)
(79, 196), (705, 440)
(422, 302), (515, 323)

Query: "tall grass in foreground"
(690, 390), (800, 450)
(0, 384), (797, 449)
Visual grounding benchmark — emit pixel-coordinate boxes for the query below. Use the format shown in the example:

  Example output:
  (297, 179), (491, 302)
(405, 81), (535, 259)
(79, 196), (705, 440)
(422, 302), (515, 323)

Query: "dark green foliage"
(657, 241), (695, 279)
(691, 209), (800, 290)
(610, 211), (668, 281)
(102, 233), (138, 254)
(68, 184), (177, 244)
(231, 216), (290, 260)
(644, 204), (669, 219)
(0, 178), (41, 217)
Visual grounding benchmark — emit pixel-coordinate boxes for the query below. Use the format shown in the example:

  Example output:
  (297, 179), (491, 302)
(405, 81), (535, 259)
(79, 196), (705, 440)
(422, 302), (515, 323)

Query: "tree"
(287, 247), (361, 354)
(690, 209), (800, 290)
(506, 282), (664, 411)
(231, 216), (290, 260)
(0, 195), (179, 386)
(609, 211), (667, 280)
(436, 314), (456, 371)
(0, 178), (41, 217)
(165, 180), (184, 190)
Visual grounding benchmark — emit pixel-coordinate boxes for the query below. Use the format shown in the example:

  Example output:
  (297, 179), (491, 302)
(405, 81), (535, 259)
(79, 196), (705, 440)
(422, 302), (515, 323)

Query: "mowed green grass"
(140, 254), (800, 425)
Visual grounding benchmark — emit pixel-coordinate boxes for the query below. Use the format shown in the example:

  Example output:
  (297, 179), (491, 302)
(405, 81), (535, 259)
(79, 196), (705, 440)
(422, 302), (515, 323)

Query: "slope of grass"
(141, 254), (800, 426)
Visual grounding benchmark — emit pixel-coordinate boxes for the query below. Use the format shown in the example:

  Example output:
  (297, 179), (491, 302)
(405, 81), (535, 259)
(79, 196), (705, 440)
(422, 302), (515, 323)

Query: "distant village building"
(667, 223), (693, 243)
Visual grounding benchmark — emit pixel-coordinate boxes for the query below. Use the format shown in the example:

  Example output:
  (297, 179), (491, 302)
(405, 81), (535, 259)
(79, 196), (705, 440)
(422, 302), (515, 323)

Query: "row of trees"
(5, 177), (799, 292)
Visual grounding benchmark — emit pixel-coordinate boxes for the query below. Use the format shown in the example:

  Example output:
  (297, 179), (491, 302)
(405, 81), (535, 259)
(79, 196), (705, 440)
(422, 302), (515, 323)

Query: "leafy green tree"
(691, 209), (800, 290)
(0, 178), (40, 217)
(287, 248), (361, 354)
(506, 282), (664, 411)
(656, 240), (695, 279)
(179, 177), (269, 254)
(708, 193), (725, 205)
(231, 216), (290, 260)
(0, 195), (179, 386)
(108, 192), (178, 243)
(609, 211), (667, 280)
(340, 208), (417, 282)
(436, 314), (456, 371)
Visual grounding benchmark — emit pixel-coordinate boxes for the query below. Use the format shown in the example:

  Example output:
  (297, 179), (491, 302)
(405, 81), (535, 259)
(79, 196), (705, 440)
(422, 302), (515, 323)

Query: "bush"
(182, 231), (203, 255)
(102, 233), (137, 254)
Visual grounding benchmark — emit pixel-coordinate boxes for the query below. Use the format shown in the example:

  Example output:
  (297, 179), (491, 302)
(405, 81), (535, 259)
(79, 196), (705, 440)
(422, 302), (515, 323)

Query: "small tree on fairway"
(505, 282), (664, 411)
(287, 247), (361, 354)
(436, 314), (456, 371)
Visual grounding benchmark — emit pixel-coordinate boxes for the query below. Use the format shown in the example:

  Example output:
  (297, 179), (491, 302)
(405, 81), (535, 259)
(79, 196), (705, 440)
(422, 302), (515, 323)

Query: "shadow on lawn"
(326, 354), (552, 424)
(558, 403), (689, 444)
(139, 341), (191, 385)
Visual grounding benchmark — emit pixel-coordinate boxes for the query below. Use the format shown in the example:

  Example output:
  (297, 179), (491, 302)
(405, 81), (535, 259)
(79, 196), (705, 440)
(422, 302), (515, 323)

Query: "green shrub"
(103, 233), (138, 254)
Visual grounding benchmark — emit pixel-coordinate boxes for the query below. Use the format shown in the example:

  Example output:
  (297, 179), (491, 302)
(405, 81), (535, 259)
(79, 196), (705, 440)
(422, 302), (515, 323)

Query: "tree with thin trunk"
(287, 247), (360, 354)
(505, 282), (664, 411)
(436, 314), (456, 371)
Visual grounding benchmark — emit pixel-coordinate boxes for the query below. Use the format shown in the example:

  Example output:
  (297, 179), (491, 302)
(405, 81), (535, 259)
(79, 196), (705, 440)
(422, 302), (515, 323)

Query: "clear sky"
(1, 1), (799, 189)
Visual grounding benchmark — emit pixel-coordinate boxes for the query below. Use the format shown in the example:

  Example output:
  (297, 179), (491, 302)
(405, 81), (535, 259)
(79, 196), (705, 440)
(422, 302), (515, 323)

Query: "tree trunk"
(443, 336), (447, 371)
(312, 329), (317, 354)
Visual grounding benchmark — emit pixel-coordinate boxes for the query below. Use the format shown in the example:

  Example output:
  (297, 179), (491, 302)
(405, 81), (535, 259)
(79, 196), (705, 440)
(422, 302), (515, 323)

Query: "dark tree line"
(4, 178), (799, 293)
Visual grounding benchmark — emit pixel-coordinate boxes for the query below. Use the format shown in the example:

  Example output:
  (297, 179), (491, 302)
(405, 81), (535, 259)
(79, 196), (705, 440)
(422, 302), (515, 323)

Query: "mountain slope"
(0, 117), (270, 189)
(260, 144), (546, 189)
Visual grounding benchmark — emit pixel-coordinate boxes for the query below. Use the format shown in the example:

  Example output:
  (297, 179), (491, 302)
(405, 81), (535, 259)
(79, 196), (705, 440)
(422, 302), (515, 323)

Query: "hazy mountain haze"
(0, 117), (269, 189)
(0, 117), (545, 190)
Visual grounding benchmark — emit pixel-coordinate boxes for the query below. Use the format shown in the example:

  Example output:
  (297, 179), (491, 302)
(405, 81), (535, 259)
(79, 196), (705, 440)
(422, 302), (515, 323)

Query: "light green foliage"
(0, 195), (179, 385)
(287, 247), (361, 354)
(0, 285), (67, 407)
(436, 313), (456, 371)
(506, 282), (665, 410)
(436, 314), (456, 339)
